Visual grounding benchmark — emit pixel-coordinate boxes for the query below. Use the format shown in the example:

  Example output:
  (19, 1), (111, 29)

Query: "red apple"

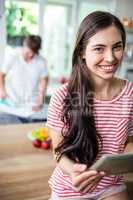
(32, 139), (42, 148)
(41, 140), (50, 149)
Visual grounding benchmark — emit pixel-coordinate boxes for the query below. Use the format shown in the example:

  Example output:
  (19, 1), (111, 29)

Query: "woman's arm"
(48, 127), (105, 193)
(124, 136), (133, 153)
(49, 127), (75, 174)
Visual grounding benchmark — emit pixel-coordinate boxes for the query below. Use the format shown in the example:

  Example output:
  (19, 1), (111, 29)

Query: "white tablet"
(90, 153), (133, 175)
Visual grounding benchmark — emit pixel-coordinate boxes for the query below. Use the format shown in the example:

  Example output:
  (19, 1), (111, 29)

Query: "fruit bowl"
(28, 127), (51, 149)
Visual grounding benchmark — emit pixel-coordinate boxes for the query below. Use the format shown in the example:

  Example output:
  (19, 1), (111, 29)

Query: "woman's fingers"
(73, 173), (102, 193)
(72, 170), (98, 186)
(81, 176), (102, 193)
(73, 163), (87, 174)
(71, 164), (106, 194)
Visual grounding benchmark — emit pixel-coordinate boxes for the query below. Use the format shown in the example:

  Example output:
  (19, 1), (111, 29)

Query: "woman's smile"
(98, 63), (118, 73)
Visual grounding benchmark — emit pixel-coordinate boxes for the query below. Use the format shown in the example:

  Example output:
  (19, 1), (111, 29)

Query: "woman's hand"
(71, 163), (105, 194)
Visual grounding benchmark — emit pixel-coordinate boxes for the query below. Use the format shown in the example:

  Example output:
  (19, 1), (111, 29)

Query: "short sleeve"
(128, 116), (133, 137)
(40, 58), (49, 78)
(46, 87), (65, 131)
(0, 50), (18, 74)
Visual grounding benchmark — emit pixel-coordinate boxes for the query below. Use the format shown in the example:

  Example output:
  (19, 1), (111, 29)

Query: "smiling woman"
(83, 25), (124, 82)
(82, 25), (125, 100)
(46, 11), (133, 200)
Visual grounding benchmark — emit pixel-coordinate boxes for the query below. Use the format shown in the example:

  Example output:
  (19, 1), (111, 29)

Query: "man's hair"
(24, 35), (42, 54)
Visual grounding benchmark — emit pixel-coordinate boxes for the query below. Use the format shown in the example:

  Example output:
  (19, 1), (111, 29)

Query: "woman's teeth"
(100, 65), (115, 71)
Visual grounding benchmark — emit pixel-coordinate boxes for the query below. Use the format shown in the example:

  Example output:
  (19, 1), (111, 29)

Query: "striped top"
(46, 79), (133, 198)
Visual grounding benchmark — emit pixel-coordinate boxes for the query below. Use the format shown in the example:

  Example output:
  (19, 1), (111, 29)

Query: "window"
(5, 0), (39, 51)
(43, 3), (73, 79)
(79, 1), (114, 25)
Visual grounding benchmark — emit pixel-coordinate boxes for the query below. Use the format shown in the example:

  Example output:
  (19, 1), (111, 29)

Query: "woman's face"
(83, 25), (124, 82)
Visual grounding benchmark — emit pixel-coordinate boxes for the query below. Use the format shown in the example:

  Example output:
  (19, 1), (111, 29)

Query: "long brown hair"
(55, 11), (126, 167)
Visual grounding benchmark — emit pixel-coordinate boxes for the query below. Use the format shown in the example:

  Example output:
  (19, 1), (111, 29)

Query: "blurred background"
(0, 2), (133, 199)
(0, 0), (133, 109)
(0, 0), (133, 96)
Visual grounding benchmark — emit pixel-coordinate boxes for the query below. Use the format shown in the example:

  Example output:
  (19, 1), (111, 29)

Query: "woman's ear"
(82, 54), (85, 59)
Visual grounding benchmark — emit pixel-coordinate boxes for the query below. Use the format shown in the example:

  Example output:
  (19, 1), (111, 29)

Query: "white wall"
(115, 0), (133, 80)
(0, 0), (6, 67)
(115, 0), (133, 18)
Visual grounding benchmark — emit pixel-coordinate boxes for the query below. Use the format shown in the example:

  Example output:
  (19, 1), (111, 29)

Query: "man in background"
(0, 35), (49, 123)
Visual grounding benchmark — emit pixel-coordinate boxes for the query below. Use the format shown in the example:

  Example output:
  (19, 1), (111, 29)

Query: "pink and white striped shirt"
(46, 80), (133, 198)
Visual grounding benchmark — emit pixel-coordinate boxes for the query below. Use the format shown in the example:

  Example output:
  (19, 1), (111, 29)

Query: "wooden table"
(0, 123), (54, 200)
(0, 123), (133, 200)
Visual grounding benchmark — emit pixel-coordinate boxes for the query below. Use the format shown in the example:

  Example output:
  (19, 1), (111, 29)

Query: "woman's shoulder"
(50, 83), (68, 104)
(124, 79), (133, 97)
(117, 79), (133, 102)
(54, 82), (68, 95)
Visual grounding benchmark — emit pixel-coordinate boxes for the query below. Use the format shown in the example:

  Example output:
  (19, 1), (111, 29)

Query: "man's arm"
(32, 76), (49, 111)
(38, 76), (49, 104)
(0, 71), (7, 99)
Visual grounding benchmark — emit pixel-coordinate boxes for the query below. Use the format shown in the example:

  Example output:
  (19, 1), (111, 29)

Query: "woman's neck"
(91, 77), (123, 100)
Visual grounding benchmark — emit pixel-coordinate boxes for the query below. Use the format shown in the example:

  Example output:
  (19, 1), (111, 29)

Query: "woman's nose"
(104, 50), (115, 62)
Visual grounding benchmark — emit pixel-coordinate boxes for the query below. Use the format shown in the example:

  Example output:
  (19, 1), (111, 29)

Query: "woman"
(46, 11), (133, 199)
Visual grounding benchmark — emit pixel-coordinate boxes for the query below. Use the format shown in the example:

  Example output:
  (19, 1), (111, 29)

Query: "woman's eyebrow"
(113, 41), (123, 46)
(91, 44), (105, 47)
(91, 41), (123, 48)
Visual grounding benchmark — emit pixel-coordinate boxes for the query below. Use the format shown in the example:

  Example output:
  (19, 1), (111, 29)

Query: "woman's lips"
(98, 64), (117, 72)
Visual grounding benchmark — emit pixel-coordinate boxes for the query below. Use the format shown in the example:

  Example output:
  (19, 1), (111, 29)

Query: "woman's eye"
(113, 45), (123, 51)
(94, 47), (104, 53)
